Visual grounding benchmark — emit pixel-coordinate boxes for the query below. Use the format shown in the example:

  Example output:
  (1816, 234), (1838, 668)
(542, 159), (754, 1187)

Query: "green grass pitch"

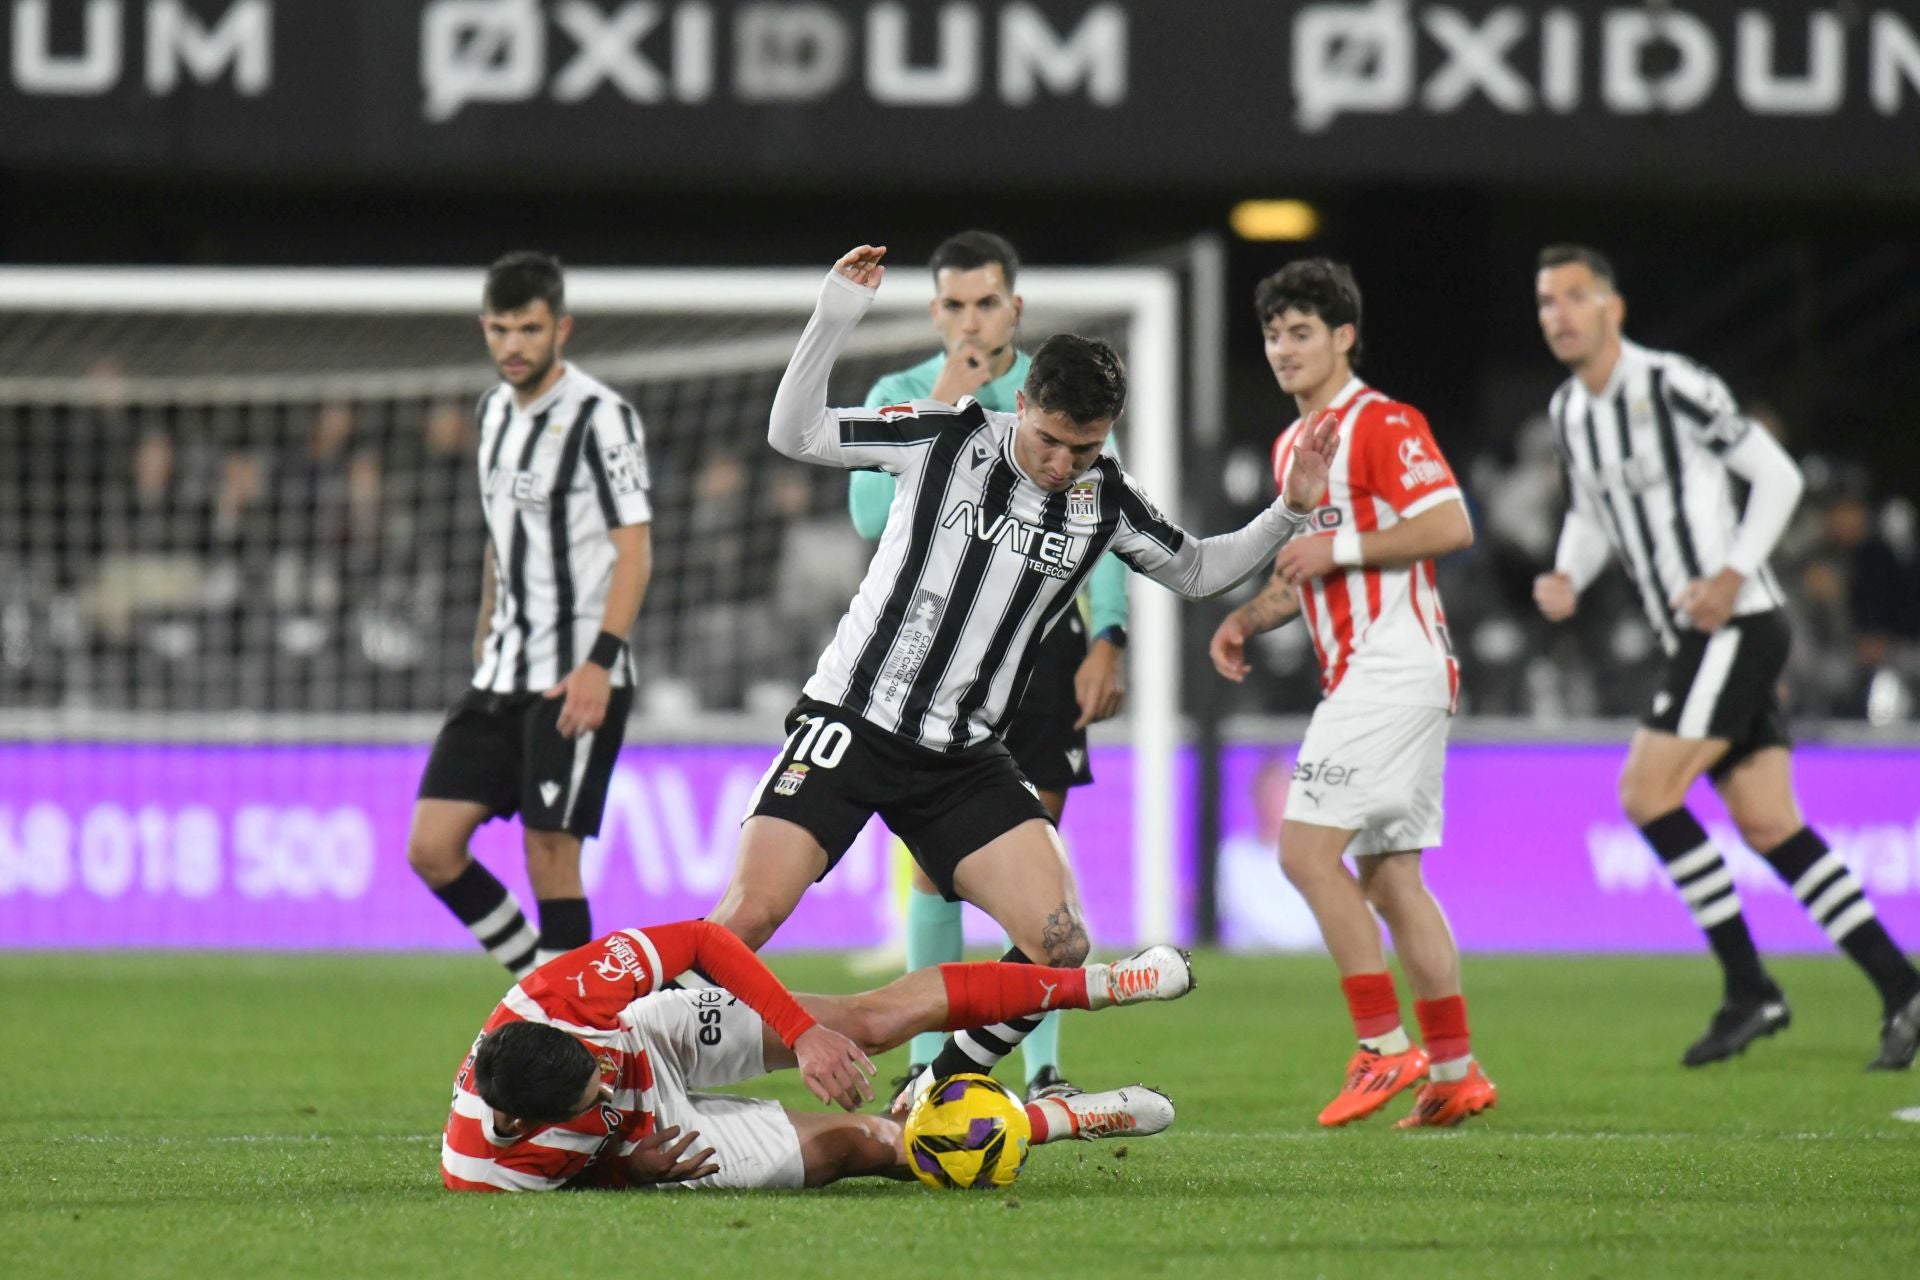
(5, 949), (1918, 1279)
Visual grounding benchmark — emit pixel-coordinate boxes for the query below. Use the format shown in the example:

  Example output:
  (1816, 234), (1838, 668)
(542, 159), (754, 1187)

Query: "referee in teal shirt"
(849, 231), (1129, 1103)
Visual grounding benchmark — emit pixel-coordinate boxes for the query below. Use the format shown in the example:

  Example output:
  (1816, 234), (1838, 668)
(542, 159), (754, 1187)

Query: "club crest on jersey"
(1398, 436), (1447, 489)
(1066, 479), (1099, 525)
(774, 763), (810, 796)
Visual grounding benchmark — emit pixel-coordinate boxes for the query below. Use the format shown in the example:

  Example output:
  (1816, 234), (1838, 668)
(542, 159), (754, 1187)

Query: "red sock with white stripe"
(1415, 995), (1472, 1082)
(1341, 972), (1411, 1054)
(938, 962), (1088, 1029)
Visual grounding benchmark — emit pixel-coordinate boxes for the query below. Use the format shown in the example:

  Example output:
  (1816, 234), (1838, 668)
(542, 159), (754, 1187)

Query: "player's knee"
(405, 829), (466, 883)
(1617, 768), (1675, 825)
(1732, 815), (1796, 856)
(1279, 842), (1328, 890)
(705, 896), (783, 950)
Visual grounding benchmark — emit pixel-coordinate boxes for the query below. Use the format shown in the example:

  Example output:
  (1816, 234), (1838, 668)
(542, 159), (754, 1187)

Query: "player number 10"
(789, 716), (852, 769)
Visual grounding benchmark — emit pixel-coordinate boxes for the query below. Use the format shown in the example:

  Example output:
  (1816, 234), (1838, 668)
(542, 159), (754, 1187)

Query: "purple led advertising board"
(0, 743), (1186, 951)
(1218, 742), (1920, 952)
(6, 739), (1917, 952)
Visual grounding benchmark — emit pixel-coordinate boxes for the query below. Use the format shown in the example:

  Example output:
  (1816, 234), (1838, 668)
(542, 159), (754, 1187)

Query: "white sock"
(1360, 1027), (1412, 1055)
(1430, 1054), (1473, 1083)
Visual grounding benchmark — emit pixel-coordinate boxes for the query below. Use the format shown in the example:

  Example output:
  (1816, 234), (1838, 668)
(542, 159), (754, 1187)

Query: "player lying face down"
(442, 920), (1193, 1192)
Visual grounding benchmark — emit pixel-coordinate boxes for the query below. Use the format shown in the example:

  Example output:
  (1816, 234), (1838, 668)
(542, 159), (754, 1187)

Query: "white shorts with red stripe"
(628, 989), (806, 1190)
(1282, 699), (1448, 856)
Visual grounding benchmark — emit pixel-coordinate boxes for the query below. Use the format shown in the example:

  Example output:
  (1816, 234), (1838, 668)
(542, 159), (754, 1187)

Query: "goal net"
(0, 265), (1184, 945)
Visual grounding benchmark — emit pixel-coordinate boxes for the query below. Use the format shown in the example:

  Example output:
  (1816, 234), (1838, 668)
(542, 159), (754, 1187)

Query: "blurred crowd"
(2, 372), (1913, 726)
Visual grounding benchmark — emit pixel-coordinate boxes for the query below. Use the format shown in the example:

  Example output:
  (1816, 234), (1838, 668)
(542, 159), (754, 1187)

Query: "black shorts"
(999, 610), (1095, 793)
(1642, 610), (1792, 782)
(746, 698), (1053, 900)
(419, 687), (633, 838)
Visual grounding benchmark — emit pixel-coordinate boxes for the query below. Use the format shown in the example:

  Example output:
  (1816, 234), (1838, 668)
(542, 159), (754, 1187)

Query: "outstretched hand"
(618, 1124), (719, 1186)
(833, 245), (887, 290)
(793, 1024), (876, 1112)
(1282, 409), (1340, 514)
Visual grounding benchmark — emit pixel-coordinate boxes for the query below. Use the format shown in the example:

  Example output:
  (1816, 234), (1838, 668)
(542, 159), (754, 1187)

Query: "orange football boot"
(1317, 1045), (1431, 1127)
(1394, 1061), (1497, 1128)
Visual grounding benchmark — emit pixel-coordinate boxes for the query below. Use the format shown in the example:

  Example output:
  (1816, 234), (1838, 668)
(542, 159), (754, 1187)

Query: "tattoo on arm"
(1238, 575), (1300, 636)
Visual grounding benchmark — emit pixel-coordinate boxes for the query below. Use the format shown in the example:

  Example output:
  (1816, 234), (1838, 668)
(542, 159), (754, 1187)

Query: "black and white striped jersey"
(1550, 339), (1797, 656)
(769, 269), (1309, 751)
(472, 365), (652, 693)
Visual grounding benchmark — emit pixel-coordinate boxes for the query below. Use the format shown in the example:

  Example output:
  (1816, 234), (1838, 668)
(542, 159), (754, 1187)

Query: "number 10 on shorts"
(773, 716), (850, 796)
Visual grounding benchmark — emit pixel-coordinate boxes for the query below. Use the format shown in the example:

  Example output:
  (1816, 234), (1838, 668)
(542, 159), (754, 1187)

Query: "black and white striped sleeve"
(1109, 468), (1308, 600)
(582, 399), (653, 528)
(1660, 360), (1751, 454)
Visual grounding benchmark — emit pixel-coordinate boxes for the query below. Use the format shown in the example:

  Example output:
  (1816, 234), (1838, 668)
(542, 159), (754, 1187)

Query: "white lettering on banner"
(868, 2), (978, 105)
(1293, 3), (1920, 131)
(0, 802), (368, 902)
(0, 803), (74, 896)
(10, 0), (271, 97)
(422, 0), (545, 122)
(419, 0), (1126, 120)
(587, 763), (879, 897)
(1586, 820), (1920, 901)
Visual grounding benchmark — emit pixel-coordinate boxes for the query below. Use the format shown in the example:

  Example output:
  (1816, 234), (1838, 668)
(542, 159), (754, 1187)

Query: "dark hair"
(929, 230), (1020, 289)
(484, 250), (566, 316)
(1024, 334), (1127, 425)
(1254, 258), (1364, 367)
(1538, 244), (1617, 289)
(471, 1022), (598, 1124)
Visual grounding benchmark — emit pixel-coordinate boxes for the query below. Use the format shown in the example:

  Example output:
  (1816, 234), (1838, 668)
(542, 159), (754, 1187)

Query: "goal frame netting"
(0, 263), (1185, 943)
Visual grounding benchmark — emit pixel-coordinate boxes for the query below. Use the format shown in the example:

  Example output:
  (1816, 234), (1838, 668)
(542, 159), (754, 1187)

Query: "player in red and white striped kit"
(441, 920), (1192, 1192)
(1210, 259), (1494, 1129)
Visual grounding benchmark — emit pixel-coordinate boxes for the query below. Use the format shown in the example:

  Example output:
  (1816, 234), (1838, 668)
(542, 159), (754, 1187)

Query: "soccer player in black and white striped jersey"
(407, 252), (655, 979)
(1532, 245), (1920, 1070)
(706, 246), (1339, 1108)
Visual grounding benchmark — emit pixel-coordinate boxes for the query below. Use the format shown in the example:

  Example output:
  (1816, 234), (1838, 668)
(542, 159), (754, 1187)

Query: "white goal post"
(0, 264), (1184, 944)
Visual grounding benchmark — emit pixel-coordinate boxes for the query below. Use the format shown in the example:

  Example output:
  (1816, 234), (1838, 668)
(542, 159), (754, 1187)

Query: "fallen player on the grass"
(441, 919), (1192, 1192)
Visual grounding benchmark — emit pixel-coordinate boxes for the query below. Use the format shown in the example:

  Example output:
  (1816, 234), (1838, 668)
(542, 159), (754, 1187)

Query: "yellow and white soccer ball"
(903, 1073), (1032, 1191)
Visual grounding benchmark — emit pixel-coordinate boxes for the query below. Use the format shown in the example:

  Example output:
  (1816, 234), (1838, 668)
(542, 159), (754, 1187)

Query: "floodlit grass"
(4, 950), (1917, 1279)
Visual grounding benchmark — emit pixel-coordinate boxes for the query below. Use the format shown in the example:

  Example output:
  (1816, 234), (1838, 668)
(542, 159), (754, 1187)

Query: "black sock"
(1762, 827), (1920, 1013)
(927, 946), (1051, 1083)
(1640, 807), (1773, 1000)
(534, 897), (592, 965)
(433, 861), (538, 977)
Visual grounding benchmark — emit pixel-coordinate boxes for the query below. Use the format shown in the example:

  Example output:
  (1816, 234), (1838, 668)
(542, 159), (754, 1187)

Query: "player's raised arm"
(1113, 409), (1337, 601)
(767, 246), (886, 465)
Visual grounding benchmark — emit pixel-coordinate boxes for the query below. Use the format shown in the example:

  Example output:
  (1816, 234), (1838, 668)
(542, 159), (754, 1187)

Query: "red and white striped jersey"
(440, 921), (815, 1193)
(1271, 377), (1463, 711)
(442, 928), (672, 1193)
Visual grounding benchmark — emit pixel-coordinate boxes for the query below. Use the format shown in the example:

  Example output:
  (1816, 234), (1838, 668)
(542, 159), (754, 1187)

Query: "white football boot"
(1032, 1084), (1176, 1141)
(887, 1062), (936, 1118)
(1086, 945), (1195, 1008)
